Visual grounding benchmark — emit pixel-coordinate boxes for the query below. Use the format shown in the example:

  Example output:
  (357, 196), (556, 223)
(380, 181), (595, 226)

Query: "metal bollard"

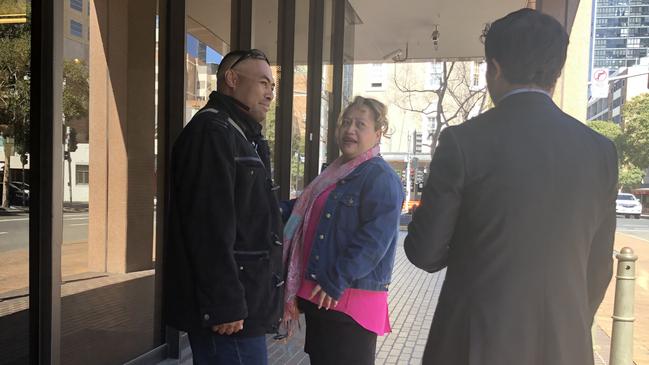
(609, 247), (638, 365)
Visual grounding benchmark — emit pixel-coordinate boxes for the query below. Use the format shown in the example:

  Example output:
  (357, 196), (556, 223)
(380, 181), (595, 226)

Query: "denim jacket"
(284, 156), (405, 300)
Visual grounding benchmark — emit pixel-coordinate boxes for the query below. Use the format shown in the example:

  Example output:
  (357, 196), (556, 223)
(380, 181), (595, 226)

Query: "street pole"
(610, 247), (638, 365)
(405, 132), (412, 205)
(65, 126), (72, 203)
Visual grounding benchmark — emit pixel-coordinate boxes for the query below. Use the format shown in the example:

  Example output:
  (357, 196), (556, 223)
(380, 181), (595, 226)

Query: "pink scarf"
(281, 144), (380, 333)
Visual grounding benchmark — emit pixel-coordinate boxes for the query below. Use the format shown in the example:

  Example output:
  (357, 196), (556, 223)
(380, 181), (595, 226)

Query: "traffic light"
(68, 127), (78, 152)
(409, 168), (416, 191)
(416, 170), (424, 184)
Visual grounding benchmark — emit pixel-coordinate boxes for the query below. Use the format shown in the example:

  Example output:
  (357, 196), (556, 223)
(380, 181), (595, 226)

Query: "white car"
(616, 193), (642, 219)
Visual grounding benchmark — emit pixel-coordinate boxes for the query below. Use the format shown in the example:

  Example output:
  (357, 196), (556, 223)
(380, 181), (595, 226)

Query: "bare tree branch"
(390, 60), (487, 158)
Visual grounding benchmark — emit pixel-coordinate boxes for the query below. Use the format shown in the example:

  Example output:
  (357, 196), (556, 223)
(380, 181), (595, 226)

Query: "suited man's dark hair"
(483, 8), (569, 89)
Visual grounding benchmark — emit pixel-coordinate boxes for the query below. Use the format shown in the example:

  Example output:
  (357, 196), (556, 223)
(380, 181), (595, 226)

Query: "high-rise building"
(592, 0), (649, 72)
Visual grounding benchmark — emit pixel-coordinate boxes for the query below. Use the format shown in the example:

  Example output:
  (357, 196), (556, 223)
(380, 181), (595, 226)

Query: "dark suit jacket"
(405, 91), (618, 365)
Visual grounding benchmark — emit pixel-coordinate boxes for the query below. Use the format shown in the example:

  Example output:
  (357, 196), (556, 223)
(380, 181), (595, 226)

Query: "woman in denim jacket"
(282, 96), (405, 364)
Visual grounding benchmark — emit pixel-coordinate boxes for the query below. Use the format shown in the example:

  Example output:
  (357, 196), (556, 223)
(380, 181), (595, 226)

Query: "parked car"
(616, 193), (642, 219)
(0, 181), (30, 206)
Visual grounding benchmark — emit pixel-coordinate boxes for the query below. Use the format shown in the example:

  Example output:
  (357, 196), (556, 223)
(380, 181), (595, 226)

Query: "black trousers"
(298, 298), (378, 365)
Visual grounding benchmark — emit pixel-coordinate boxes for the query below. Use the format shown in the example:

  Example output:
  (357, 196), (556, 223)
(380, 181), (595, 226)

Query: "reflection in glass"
(0, 1), (31, 363)
(59, 0), (160, 363)
(252, 0), (279, 166)
(320, 0), (333, 169)
(291, 0), (309, 199)
(185, 32), (227, 123)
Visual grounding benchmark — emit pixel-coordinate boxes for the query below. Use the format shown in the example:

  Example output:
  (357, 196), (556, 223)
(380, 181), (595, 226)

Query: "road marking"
(618, 232), (649, 243)
(0, 216), (89, 223)
(0, 217), (28, 222)
(0, 232), (7, 235)
(69, 223), (88, 227)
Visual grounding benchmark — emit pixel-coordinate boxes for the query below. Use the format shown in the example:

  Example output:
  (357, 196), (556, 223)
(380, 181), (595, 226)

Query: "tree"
(622, 93), (649, 170)
(63, 59), (89, 123)
(586, 120), (624, 162)
(0, 0), (28, 14)
(587, 120), (644, 190)
(391, 60), (489, 157)
(0, 20), (30, 208)
(619, 164), (645, 189)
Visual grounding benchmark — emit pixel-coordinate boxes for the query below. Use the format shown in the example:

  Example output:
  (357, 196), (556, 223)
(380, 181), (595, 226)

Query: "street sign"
(592, 68), (609, 99)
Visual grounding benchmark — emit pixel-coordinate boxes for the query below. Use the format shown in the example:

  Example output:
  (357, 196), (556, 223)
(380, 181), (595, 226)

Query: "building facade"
(592, 0), (649, 71)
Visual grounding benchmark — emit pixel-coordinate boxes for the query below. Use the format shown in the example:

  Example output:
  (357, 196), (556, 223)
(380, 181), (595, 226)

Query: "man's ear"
(224, 69), (238, 88)
(488, 59), (503, 80)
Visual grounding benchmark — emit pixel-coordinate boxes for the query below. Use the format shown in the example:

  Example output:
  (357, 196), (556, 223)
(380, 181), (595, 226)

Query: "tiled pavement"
(0, 231), (638, 364)
(163, 233), (445, 365)
(164, 232), (619, 365)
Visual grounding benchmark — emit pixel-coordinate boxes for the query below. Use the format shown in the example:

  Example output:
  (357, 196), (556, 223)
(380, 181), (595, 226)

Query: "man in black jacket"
(405, 9), (618, 365)
(164, 49), (283, 365)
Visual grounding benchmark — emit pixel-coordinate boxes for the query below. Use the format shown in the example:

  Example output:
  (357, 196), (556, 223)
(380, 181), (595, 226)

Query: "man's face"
(229, 59), (275, 122)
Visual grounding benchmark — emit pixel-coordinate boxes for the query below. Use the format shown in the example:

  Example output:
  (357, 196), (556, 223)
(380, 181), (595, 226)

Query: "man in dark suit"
(404, 9), (618, 365)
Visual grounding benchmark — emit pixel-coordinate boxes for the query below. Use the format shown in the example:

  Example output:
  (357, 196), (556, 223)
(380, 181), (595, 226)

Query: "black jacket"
(163, 92), (284, 336)
(405, 91), (618, 365)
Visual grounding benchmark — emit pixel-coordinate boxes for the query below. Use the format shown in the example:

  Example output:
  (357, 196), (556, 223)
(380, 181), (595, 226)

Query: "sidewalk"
(161, 233), (444, 365)
(163, 232), (623, 365)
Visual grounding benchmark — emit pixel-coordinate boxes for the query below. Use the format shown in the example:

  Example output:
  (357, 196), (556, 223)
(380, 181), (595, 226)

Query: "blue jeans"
(188, 332), (268, 365)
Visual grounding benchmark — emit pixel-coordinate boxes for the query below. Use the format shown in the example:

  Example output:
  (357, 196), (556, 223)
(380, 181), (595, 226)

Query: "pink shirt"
(296, 184), (391, 336)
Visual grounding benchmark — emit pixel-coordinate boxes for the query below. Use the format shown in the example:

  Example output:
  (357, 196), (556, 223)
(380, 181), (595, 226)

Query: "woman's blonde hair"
(340, 96), (390, 137)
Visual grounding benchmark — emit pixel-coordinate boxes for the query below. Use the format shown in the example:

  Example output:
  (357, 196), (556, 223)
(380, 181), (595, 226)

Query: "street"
(0, 212), (88, 253)
(2, 214), (648, 254)
(616, 216), (649, 242)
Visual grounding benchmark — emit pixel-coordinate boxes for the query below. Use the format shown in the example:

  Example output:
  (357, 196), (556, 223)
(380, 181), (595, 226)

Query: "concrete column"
(89, 0), (156, 273)
(540, 0), (591, 122)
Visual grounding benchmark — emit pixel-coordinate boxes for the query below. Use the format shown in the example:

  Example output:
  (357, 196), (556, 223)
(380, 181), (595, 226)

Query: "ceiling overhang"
(186, 0), (581, 64)
(347, 0), (528, 63)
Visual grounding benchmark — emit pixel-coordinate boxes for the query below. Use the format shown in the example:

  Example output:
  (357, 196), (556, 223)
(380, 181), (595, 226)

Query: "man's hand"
(211, 320), (244, 335)
(309, 285), (338, 310)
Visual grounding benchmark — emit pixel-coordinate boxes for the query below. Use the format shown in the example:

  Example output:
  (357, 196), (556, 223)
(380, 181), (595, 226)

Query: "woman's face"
(337, 105), (382, 162)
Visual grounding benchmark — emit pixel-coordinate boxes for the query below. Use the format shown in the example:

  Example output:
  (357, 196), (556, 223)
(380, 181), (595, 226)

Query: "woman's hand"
(309, 284), (339, 310)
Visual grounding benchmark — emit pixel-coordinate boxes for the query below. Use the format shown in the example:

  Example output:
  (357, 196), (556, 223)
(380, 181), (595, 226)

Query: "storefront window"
(0, 1), (31, 363)
(290, 0), (309, 199)
(59, 0), (160, 362)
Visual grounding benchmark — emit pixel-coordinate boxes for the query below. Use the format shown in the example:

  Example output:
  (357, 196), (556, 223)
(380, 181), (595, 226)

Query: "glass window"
(618, 194), (636, 200)
(0, 1), (31, 363)
(252, 0), (279, 169)
(59, 0), (166, 362)
(368, 63), (385, 89)
(75, 164), (88, 184)
(470, 61), (486, 90)
(70, 19), (82, 37)
(426, 62), (443, 90)
(319, 0), (333, 170)
(290, 0), (310, 198)
(184, 12), (230, 124)
(70, 0), (83, 12)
